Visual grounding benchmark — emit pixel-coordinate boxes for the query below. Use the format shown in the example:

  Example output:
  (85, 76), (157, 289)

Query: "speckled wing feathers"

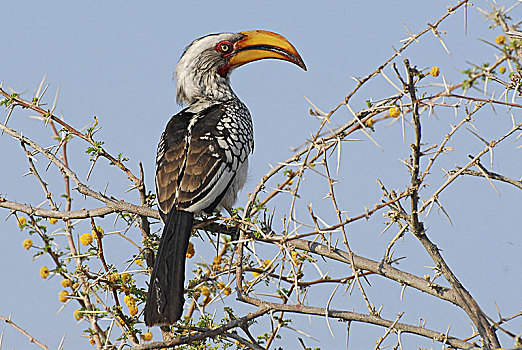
(155, 100), (253, 219)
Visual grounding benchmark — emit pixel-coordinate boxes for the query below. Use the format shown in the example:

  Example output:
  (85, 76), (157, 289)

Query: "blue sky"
(1, 1), (520, 349)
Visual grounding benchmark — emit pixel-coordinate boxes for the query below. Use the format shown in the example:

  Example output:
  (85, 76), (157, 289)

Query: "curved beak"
(229, 30), (306, 71)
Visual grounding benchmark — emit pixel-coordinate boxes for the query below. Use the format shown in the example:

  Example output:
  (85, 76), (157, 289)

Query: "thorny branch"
(404, 56), (501, 349)
(453, 167), (522, 190)
(0, 314), (49, 350)
(1, 1), (521, 349)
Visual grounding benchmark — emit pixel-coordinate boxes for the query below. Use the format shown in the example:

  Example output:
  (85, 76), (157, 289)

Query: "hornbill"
(144, 30), (306, 327)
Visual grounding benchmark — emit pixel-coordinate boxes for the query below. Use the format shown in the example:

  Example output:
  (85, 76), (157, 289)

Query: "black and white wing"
(155, 101), (253, 220)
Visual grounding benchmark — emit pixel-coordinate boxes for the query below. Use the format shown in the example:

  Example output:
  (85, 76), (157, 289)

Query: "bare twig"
(453, 168), (522, 190)
(0, 314), (49, 350)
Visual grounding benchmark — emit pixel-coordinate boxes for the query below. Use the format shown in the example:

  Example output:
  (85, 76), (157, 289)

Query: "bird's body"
(144, 30), (305, 327)
(155, 99), (253, 217)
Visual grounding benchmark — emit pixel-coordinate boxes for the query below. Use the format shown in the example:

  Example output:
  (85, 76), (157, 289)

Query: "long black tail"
(144, 209), (193, 326)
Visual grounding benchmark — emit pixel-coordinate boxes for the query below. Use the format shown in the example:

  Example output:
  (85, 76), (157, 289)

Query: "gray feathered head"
(174, 30), (306, 106)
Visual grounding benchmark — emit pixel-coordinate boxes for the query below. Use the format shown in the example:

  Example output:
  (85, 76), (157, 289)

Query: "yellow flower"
(128, 304), (138, 316)
(495, 34), (506, 45)
(134, 259), (144, 267)
(89, 338), (96, 345)
(23, 238), (33, 250)
(365, 118), (374, 127)
(48, 218), (58, 224)
(499, 66), (506, 74)
(92, 226), (104, 239)
(224, 286), (232, 296)
(59, 290), (70, 302)
(74, 309), (82, 320)
(120, 273), (131, 282)
(216, 282), (225, 290)
(40, 266), (50, 279)
(121, 285), (131, 294)
(253, 259), (272, 278)
(186, 241), (195, 258)
(17, 216), (27, 228)
(200, 285), (210, 297)
(202, 295), (211, 306)
(124, 295), (136, 307)
(73, 282), (80, 290)
(108, 272), (119, 282)
(143, 331), (153, 341)
(212, 256), (222, 270)
(80, 232), (93, 246)
(61, 279), (73, 288)
(389, 106), (400, 118)
(430, 66), (440, 77)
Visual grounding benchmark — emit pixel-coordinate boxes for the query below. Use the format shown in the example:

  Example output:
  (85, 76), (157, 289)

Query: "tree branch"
(0, 314), (49, 350)
(237, 296), (478, 350)
(130, 308), (268, 350)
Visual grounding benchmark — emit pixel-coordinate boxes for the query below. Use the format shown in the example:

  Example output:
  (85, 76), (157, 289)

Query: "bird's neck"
(176, 70), (237, 106)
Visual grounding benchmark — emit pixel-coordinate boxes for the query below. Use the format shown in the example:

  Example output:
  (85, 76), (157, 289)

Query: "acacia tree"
(1, 1), (521, 349)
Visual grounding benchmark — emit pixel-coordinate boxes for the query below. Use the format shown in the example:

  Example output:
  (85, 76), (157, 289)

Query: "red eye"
(216, 41), (233, 54)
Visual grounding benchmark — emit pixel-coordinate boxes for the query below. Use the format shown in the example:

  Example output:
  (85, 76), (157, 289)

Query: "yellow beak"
(229, 30), (306, 71)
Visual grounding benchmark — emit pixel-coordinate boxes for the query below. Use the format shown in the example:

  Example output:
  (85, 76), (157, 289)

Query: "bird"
(144, 30), (306, 327)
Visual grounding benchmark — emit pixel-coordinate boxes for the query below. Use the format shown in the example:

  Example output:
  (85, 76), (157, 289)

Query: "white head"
(175, 33), (243, 106)
(174, 30), (307, 106)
